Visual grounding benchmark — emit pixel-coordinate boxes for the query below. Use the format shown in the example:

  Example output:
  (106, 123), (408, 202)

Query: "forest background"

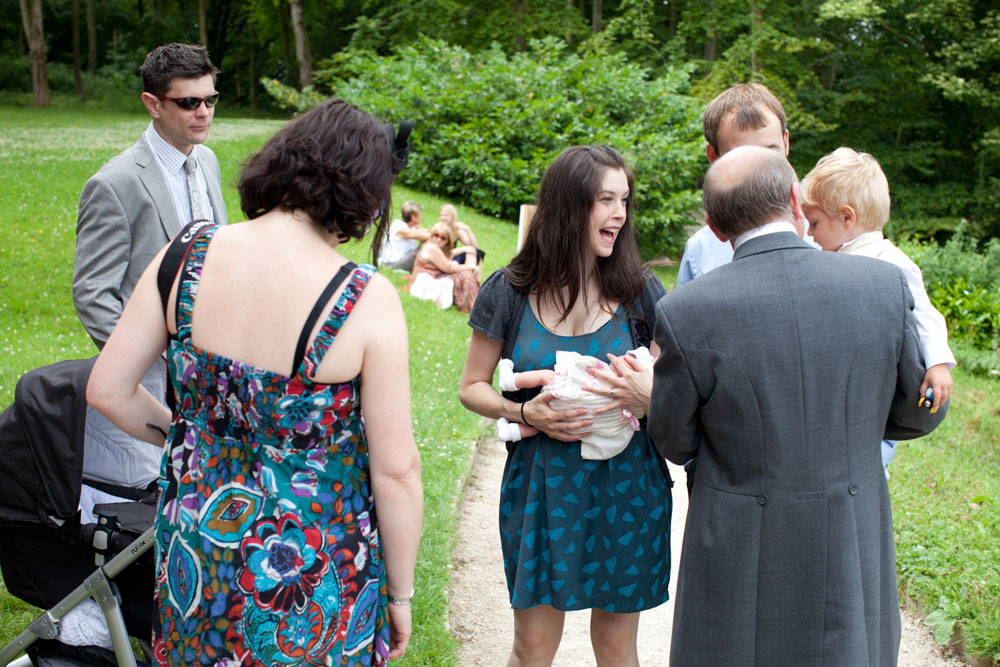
(5, 0), (1000, 253)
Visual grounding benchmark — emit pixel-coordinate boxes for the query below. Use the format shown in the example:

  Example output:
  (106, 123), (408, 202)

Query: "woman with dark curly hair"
(87, 98), (423, 665)
(459, 145), (672, 666)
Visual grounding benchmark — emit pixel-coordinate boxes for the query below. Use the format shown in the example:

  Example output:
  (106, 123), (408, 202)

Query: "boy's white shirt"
(839, 231), (956, 369)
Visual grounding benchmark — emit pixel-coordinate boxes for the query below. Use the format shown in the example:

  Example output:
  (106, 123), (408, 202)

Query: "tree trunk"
(514, 0), (526, 51)
(275, 0), (296, 87)
(668, 0), (678, 38)
(85, 0), (95, 74)
(289, 0), (312, 88)
(19, 0), (50, 106)
(249, 22), (256, 110)
(822, 60), (837, 89)
(749, 0), (763, 77)
(198, 0), (207, 45)
(592, 0), (602, 33)
(703, 0), (716, 61)
(565, 0), (578, 44)
(72, 0), (84, 99)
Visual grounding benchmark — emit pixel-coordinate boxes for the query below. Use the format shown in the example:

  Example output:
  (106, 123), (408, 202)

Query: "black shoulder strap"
(157, 219), (213, 319)
(292, 262), (357, 374)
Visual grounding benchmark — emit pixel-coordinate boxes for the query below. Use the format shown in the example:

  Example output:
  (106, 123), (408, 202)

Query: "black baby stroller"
(0, 357), (157, 667)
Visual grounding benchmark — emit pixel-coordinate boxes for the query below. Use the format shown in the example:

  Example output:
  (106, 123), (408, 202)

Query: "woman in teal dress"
(87, 99), (423, 665)
(460, 145), (672, 666)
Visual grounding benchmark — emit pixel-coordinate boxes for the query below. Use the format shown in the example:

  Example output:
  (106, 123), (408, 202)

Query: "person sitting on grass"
(379, 200), (430, 272)
(410, 222), (481, 313)
(440, 203), (484, 265)
(800, 146), (955, 477)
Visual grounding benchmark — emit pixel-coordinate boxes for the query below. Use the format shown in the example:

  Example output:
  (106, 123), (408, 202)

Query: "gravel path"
(450, 435), (970, 666)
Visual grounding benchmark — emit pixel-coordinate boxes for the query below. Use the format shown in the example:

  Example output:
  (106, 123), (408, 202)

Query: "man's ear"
(783, 129), (790, 157)
(706, 143), (719, 164)
(705, 214), (729, 243)
(840, 205), (857, 230)
(789, 181), (806, 237)
(141, 92), (161, 119)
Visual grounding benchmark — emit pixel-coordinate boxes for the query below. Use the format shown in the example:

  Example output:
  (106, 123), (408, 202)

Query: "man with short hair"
(73, 43), (227, 489)
(379, 200), (430, 272)
(74, 42), (227, 347)
(677, 82), (791, 284)
(649, 145), (946, 665)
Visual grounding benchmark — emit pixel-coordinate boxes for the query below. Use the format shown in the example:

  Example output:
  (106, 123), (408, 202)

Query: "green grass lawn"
(0, 105), (998, 664)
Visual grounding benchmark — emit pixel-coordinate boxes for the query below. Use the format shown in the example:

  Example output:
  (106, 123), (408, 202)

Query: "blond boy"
(801, 147), (955, 473)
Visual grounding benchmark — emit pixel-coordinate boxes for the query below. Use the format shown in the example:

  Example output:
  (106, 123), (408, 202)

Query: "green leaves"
(898, 224), (1000, 353)
(273, 37), (705, 258)
(924, 595), (960, 645)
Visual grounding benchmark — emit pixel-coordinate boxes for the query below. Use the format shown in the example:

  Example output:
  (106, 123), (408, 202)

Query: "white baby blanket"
(548, 348), (653, 460)
(496, 348), (654, 460)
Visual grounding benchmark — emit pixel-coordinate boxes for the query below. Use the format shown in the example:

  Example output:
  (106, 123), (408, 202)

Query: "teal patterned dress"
(501, 305), (673, 612)
(153, 225), (388, 665)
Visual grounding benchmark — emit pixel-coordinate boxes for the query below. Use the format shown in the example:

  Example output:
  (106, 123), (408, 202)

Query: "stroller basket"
(0, 523), (154, 667)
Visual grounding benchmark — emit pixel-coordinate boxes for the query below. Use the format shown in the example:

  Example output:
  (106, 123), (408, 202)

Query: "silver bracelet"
(387, 588), (414, 605)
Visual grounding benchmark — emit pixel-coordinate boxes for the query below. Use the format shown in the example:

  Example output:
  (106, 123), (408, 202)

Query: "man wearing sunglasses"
(72, 43), (228, 492)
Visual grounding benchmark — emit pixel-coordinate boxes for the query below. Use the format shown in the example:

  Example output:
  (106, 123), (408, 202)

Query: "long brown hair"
(504, 145), (645, 323)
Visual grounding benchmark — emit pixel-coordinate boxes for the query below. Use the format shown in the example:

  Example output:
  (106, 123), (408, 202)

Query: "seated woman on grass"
(410, 222), (481, 313)
(440, 204), (484, 265)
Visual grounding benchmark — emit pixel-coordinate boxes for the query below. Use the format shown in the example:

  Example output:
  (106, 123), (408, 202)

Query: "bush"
(268, 37), (705, 259)
(899, 224), (1000, 353)
(0, 54), (32, 92)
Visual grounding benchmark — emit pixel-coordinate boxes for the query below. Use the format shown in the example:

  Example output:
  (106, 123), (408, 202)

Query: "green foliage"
(301, 37), (704, 258)
(346, 0), (590, 56)
(899, 225), (1000, 352)
(259, 77), (325, 113)
(950, 340), (1000, 379)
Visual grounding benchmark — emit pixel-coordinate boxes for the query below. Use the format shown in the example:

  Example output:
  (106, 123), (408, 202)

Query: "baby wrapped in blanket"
(496, 347), (654, 460)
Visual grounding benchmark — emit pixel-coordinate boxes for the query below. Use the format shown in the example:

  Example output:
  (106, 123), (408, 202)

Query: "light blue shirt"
(143, 122), (215, 224)
(676, 225), (734, 285)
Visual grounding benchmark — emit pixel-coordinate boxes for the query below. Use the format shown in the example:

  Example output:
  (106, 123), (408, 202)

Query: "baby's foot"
(498, 358), (518, 392)
(497, 417), (523, 442)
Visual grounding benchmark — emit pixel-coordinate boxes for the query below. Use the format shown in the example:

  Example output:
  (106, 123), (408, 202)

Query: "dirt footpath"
(449, 436), (969, 666)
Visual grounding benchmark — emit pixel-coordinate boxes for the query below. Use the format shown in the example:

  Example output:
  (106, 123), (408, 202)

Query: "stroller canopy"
(0, 357), (94, 528)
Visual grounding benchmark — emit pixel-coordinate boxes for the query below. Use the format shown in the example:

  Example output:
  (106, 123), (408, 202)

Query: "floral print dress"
(154, 225), (387, 665)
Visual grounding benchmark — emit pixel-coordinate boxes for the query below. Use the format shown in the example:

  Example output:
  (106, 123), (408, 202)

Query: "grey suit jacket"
(649, 232), (946, 667)
(73, 135), (227, 348)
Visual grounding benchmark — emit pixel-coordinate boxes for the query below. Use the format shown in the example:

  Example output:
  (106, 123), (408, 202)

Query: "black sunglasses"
(153, 92), (220, 110)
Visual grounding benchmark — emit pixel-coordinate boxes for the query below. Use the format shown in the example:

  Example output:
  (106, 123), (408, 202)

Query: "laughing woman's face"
(589, 168), (629, 258)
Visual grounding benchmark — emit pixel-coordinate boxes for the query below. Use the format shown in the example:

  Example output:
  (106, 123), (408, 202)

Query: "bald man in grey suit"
(649, 146), (947, 666)
(73, 43), (227, 488)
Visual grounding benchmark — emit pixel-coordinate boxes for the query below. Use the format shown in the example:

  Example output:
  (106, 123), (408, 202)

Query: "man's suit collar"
(132, 135), (184, 237)
(732, 231), (816, 261)
(133, 134), (226, 229)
